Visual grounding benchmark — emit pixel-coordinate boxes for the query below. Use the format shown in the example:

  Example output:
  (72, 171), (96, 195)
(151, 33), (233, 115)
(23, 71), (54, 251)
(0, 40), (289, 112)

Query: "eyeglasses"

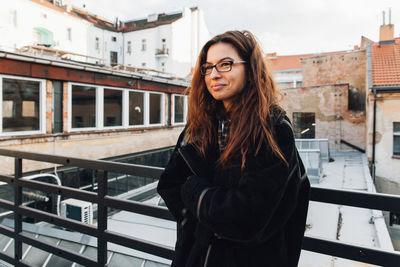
(200, 60), (246, 75)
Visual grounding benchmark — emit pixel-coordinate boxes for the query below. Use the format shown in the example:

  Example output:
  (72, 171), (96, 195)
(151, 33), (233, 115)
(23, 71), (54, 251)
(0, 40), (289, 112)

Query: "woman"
(157, 30), (310, 267)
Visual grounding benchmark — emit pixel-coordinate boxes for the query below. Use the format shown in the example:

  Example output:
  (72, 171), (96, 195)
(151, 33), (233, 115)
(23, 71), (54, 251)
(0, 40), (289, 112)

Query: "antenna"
(382, 10), (385, 25)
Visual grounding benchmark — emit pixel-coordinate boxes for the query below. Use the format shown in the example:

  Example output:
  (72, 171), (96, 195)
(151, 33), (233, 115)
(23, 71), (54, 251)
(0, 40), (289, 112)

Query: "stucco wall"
(366, 93), (400, 189)
(281, 84), (365, 151)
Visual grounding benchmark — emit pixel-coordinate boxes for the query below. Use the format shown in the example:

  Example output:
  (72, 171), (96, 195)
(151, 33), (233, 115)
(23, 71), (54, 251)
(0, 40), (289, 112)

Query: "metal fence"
(295, 138), (330, 162)
(298, 149), (322, 184)
(0, 148), (399, 267)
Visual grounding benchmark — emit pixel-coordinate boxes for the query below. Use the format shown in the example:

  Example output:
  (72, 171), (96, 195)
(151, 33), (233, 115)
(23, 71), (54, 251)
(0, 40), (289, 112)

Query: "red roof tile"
(371, 38), (400, 86)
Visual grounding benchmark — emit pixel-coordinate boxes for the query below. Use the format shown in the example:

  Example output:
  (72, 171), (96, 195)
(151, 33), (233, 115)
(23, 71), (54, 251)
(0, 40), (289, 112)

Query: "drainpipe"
(372, 88), (377, 183)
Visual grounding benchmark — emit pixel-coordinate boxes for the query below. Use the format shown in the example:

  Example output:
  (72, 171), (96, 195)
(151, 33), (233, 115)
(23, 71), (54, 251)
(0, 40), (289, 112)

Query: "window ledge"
(392, 156), (400, 160)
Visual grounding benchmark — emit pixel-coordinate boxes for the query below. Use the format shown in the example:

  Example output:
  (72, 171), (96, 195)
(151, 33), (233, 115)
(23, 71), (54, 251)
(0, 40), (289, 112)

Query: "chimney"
(65, 0), (72, 12)
(379, 8), (395, 45)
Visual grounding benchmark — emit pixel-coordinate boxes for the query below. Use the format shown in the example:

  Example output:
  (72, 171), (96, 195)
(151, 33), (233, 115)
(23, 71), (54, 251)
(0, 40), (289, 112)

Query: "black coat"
(157, 114), (310, 267)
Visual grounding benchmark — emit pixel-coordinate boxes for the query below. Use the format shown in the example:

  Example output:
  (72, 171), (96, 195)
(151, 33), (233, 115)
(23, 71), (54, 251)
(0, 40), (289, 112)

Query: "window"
(293, 112), (315, 139)
(67, 28), (72, 41)
(104, 89), (122, 127)
(95, 37), (100, 51)
(161, 62), (165, 72)
(34, 27), (54, 47)
(394, 122), (400, 156)
(69, 83), (165, 130)
(173, 95), (186, 124)
(112, 36), (117, 42)
(127, 41), (132, 54)
(1, 76), (45, 134)
(141, 39), (146, 51)
(149, 93), (162, 124)
(71, 85), (96, 129)
(129, 91), (144, 126)
(141, 62), (146, 67)
(162, 38), (166, 50)
(110, 51), (118, 66)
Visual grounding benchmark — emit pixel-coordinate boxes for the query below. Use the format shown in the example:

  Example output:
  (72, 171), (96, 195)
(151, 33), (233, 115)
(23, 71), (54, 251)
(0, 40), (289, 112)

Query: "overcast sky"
(71, 0), (400, 55)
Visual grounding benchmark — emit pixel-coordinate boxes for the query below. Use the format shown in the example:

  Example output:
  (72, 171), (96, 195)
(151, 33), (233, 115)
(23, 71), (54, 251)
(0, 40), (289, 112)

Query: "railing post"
(14, 158), (22, 265)
(97, 170), (108, 266)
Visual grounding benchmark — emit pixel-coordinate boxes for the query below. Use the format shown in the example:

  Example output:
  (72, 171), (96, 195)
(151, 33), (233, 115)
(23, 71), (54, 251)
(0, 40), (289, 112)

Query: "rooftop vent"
(147, 14), (158, 22)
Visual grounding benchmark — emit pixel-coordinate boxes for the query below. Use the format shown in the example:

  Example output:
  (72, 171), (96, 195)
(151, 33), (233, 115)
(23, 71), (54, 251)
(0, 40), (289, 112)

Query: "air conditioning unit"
(61, 199), (93, 224)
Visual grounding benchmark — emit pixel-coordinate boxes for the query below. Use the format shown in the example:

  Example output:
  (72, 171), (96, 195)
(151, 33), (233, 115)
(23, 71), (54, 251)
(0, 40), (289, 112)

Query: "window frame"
(127, 89), (146, 128)
(127, 40), (132, 55)
(68, 83), (165, 131)
(95, 37), (100, 51)
(292, 112), (316, 139)
(0, 75), (46, 136)
(103, 87), (124, 130)
(394, 122), (400, 157)
(68, 82), (99, 132)
(172, 94), (188, 125)
(148, 92), (165, 126)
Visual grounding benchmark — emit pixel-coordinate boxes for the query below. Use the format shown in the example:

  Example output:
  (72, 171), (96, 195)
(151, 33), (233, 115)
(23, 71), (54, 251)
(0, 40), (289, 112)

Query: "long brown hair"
(185, 30), (287, 170)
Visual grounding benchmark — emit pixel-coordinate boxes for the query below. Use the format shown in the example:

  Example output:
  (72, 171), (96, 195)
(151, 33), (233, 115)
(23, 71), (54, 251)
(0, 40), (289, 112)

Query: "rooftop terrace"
(0, 148), (399, 266)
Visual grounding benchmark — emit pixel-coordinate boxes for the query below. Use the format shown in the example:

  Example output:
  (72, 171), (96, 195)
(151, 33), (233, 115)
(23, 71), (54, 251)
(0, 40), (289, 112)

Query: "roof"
(266, 53), (311, 71)
(265, 50), (351, 72)
(299, 151), (393, 266)
(371, 37), (400, 86)
(71, 8), (116, 31)
(123, 12), (183, 32)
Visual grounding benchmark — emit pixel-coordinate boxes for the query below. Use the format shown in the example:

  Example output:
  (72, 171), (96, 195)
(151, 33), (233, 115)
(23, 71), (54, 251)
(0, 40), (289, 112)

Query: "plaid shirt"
(218, 118), (230, 151)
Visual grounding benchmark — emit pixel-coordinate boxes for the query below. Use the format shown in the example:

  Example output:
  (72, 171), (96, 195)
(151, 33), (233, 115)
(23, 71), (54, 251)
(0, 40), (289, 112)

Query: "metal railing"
(0, 148), (399, 266)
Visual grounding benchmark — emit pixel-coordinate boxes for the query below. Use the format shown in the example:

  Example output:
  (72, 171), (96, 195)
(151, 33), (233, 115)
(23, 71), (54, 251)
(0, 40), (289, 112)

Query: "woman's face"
(204, 42), (247, 110)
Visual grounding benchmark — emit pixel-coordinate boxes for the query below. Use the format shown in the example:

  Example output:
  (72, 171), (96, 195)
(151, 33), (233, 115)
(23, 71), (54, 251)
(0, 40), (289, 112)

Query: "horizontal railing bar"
(16, 260), (31, 267)
(0, 251), (16, 266)
(17, 206), (98, 237)
(310, 187), (400, 213)
(104, 229), (174, 260)
(0, 199), (15, 211)
(0, 174), (13, 184)
(17, 179), (98, 203)
(0, 148), (164, 178)
(303, 236), (400, 267)
(0, 224), (14, 237)
(104, 196), (175, 221)
(19, 232), (97, 266)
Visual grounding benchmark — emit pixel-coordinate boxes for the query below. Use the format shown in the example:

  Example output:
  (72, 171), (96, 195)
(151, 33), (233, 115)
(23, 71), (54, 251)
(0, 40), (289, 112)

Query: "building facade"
(0, 0), (209, 77)
(366, 23), (400, 195)
(122, 7), (209, 77)
(267, 49), (367, 152)
(0, 50), (188, 175)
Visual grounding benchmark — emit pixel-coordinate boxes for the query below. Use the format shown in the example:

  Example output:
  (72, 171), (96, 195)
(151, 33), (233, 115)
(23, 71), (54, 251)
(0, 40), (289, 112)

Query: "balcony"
(0, 148), (399, 266)
(155, 48), (169, 58)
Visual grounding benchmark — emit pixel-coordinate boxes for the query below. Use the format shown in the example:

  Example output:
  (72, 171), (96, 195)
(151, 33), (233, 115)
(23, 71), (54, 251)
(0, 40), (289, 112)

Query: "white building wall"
(371, 98), (400, 183)
(171, 10), (192, 77)
(190, 8), (210, 68)
(0, 0), (89, 54)
(86, 26), (123, 66)
(123, 27), (158, 69)
(0, 1), (210, 77)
